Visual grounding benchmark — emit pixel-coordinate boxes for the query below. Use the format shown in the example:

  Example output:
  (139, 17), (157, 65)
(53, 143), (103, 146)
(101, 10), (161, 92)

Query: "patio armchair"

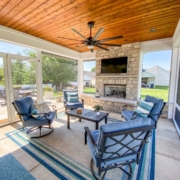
(12, 96), (57, 138)
(85, 118), (154, 179)
(122, 95), (166, 128)
(63, 89), (84, 111)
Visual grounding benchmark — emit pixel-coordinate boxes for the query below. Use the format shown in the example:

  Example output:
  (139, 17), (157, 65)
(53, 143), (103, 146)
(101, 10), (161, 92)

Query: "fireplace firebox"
(104, 84), (126, 98)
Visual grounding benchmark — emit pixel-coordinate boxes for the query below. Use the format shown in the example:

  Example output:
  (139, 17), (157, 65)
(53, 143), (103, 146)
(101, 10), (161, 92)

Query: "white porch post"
(168, 48), (179, 119)
(78, 59), (83, 94)
(36, 50), (43, 103)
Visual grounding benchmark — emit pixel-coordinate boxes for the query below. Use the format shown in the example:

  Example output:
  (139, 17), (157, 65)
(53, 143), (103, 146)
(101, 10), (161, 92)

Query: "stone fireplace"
(104, 84), (126, 98)
(95, 42), (142, 100)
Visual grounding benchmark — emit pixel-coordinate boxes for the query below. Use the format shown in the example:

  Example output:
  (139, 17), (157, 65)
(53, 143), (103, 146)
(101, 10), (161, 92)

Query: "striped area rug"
(5, 116), (155, 180)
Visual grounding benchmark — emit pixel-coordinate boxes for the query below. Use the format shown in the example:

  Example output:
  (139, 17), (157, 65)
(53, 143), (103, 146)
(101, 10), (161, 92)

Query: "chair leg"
(118, 164), (132, 179)
(90, 158), (107, 180)
(26, 126), (53, 138)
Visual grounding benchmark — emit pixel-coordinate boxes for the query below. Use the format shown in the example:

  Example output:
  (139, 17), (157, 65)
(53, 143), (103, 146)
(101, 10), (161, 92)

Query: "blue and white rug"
(4, 114), (155, 180)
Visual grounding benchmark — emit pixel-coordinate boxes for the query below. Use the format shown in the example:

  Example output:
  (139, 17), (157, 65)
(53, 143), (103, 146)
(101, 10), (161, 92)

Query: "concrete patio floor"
(0, 104), (180, 180)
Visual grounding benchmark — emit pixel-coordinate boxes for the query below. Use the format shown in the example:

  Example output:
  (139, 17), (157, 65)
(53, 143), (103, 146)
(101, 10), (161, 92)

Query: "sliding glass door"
(0, 54), (10, 126)
(0, 53), (37, 126)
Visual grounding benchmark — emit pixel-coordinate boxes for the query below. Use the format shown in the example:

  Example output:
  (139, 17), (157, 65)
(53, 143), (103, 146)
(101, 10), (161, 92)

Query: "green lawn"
(83, 86), (169, 102)
(83, 87), (96, 94)
(140, 86), (169, 102)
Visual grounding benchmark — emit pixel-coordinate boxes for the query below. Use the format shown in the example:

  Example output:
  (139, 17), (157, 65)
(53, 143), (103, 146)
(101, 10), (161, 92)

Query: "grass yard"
(140, 86), (169, 102)
(83, 87), (96, 94)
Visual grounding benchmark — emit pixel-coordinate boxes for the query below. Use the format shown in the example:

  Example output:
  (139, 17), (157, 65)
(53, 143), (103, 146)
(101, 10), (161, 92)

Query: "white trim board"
(0, 25), (80, 60)
(141, 38), (173, 53)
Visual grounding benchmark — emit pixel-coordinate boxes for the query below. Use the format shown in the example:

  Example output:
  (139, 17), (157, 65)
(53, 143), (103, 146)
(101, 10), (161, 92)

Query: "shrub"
(44, 86), (53, 92)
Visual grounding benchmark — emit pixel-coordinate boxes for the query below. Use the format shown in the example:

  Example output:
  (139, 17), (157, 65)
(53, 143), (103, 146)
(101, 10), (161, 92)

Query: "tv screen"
(101, 57), (128, 73)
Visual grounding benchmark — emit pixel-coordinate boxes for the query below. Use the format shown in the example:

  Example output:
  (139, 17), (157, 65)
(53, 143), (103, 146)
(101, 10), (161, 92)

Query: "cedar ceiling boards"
(0, 0), (180, 52)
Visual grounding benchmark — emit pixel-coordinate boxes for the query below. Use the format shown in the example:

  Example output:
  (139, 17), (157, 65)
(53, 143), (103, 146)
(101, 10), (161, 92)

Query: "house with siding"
(83, 71), (95, 87)
(142, 66), (170, 86)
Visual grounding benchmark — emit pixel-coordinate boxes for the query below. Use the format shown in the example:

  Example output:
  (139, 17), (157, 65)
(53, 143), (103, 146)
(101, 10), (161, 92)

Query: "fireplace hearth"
(104, 84), (126, 98)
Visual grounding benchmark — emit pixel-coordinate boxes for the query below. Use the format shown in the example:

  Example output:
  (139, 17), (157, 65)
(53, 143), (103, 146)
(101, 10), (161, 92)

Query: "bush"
(58, 91), (63, 95)
(44, 86), (53, 91)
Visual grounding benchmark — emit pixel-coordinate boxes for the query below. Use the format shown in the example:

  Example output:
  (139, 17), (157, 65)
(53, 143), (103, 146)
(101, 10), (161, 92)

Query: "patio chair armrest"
(131, 112), (167, 120)
(79, 98), (84, 104)
(84, 127), (100, 154)
(122, 104), (137, 111)
(19, 112), (49, 116)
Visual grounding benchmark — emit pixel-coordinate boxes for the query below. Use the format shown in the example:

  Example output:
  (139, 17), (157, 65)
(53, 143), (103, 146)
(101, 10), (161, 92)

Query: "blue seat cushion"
(145, 95), (164, 122)
(66, 101), (83, 109)
(24, 111), (56, 127)
(122, 110), (140, 121)
(122, 110), (155, 125)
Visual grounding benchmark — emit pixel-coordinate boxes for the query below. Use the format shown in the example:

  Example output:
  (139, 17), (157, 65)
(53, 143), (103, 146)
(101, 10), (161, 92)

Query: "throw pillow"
(31, 106), (40, 119)
(67, 92), (78, 103)
(135, 100), (154, 118)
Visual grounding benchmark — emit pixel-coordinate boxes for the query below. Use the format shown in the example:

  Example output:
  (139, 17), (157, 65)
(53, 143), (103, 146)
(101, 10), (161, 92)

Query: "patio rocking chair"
(85, 118), (154, 180)
(12, 96), (57, 138)
(122, 95), (166, 128)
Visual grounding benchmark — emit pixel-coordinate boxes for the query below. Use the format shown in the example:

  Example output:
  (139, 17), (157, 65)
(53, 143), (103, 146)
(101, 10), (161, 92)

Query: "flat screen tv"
(101, 57), (128, 73)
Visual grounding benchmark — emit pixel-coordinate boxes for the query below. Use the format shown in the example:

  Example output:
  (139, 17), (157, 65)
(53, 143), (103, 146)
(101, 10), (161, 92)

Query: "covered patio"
(0, 0), (180, 179)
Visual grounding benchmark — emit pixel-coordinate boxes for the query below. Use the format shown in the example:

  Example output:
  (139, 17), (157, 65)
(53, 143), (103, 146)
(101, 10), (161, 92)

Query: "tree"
(91, 67), (96, 72)
(41, 54), (78, 90)
(0, 66), (5, 85)
(24, 49), (78, 90)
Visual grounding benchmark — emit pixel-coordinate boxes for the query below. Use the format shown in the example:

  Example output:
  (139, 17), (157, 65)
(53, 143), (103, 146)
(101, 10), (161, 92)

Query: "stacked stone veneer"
(96, 42), (141, 100)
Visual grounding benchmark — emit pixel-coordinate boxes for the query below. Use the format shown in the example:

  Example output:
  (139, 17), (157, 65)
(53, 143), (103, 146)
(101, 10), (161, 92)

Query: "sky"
(83, 50), (172, 71)
(0, 41), (34, 56)
(143, 50), (172, 70)
(0, 41), (172, 71)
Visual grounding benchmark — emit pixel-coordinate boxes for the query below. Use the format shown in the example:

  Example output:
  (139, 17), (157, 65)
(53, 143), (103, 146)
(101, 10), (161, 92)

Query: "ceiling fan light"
(87, 45), (94, 49)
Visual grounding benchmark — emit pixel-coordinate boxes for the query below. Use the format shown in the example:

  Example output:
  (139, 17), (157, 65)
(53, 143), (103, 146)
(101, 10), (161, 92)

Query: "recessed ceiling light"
(150, 28), (156, 32)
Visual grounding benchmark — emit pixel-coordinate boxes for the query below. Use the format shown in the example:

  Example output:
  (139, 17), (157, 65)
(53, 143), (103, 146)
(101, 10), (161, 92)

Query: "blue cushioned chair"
(122, 95), (166, 128)
(85, 118), (154, 179)
(12, 96), (57, 138)
(63, 89), (84, 111)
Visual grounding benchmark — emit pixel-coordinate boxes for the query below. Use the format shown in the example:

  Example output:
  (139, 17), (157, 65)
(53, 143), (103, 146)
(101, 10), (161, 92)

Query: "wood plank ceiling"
(0, 0), (180, 52)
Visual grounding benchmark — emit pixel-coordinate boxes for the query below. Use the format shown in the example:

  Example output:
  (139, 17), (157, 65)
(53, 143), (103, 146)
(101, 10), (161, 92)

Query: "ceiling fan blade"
(99, 35), (123, 42)
(58, 37), (83, 42)
(71, 28), (89, 41)
(95, 44), (109, 51)
(99, 43), (122, 47)
(93, 28), (104, 40)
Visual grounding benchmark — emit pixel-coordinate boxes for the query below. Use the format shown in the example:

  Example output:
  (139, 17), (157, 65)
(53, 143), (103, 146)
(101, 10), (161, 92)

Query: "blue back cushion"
(67, 92), (78, 103)
(14, 97), (34, 121)
(145, 95), (164, 121)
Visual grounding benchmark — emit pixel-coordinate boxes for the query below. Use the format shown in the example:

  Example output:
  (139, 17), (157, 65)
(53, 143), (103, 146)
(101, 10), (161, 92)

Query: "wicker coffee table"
(66, 108), (109, 130)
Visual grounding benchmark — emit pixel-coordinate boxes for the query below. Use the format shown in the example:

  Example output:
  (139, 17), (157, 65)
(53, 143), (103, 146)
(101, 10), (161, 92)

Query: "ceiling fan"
(58, 22), (123, 52)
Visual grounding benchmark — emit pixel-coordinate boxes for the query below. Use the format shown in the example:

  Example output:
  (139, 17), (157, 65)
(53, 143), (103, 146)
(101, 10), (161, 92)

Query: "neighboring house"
(142, 66), (170, 86)
(84, 71), (95, 87)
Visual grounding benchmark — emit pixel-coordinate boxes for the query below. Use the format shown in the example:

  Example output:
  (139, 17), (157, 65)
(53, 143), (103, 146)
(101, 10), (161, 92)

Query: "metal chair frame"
(12, 102), (58, 138)
(85, 125), (154, 180)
